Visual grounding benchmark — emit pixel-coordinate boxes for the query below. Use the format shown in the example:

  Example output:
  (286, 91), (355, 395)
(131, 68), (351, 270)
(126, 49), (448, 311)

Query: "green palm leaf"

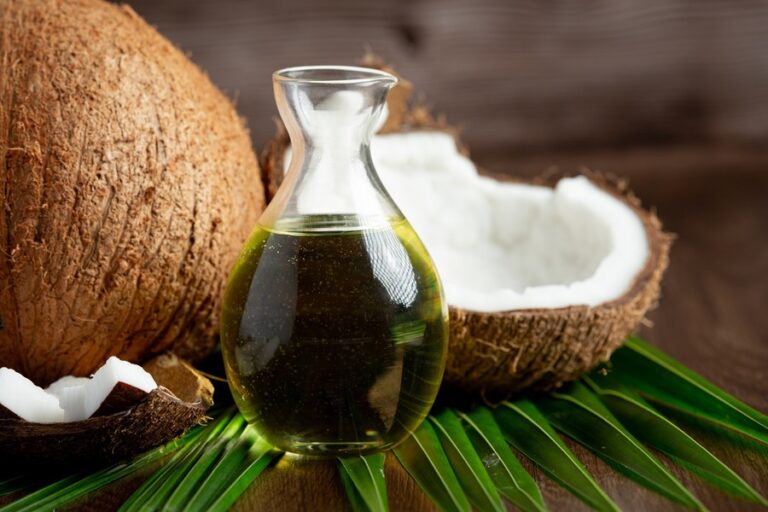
(393, 419), (471, 512)
(119, 410), (235, 512)
(163, 414), (248, 510)
(494, 399), (619, 512)
(537, 382), (704, 510)
(205, 440), (280, 512)
(340, 466), (372, 512)
(182, 425), (272, 512)
(430, 409), (505, 512)
(611, 337), (768, 445)
(338, 453), (388, 512)
(585, 374), (768, 506)
(457, 407), (546, 512)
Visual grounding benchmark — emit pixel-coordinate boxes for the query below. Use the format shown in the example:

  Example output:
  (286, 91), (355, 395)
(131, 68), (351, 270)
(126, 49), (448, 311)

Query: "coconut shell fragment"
(0, 404), (17, 420)
(91, 382), (154, 418)
(0, 353), (212, 465)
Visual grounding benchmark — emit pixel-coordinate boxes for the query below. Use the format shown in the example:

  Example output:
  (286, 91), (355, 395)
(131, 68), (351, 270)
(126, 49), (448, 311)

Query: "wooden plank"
(124, 0), (768, 154)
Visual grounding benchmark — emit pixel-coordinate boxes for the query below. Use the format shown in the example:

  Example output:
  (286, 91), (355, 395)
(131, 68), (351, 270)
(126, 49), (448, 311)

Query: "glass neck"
(260, 66), (401, 231)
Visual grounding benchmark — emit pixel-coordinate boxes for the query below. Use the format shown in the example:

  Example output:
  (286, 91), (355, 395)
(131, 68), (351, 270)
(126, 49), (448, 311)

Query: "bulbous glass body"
(221, 66), (448, 456)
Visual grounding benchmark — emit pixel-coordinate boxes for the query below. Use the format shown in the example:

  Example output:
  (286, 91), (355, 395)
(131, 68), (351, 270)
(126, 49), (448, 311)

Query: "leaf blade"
(457, 407), (546, 512)
(612, 336), (768, 445)
(537, 381), (704, 510)
(393, 420), (471, 512)
(586, 374), (768, 506)
(340, 466), (371, 512)
(430, 409), (504, 512)
(163, 414), (247, 511)
(206, 444), (281, 512)
(494, 398), (619, 512)
(181, 425), (263, 512)
(339, 453), (389, 512)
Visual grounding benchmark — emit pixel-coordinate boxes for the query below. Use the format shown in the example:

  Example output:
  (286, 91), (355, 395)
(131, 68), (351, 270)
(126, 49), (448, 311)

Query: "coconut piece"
(84, 357), (157, 420)
(261, 60), (671, 397)
(46, 377), (89, 423)
(0, 353), (211, 465)
(0, 368), (65, 423)
(43, 358), (158, 422)
(46, 376), (90, 394)
(445, 174), (671, 397)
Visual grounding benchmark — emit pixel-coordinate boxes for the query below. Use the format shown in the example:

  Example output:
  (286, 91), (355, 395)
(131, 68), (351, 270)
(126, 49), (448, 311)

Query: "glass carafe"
(221, 66), (448, 456)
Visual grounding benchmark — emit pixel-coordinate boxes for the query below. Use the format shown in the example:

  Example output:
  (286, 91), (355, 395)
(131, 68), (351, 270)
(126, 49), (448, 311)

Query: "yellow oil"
(221, 215), (448, 455)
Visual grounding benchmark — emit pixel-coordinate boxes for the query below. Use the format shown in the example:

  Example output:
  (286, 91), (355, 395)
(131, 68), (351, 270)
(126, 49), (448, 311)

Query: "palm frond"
(610, 337), (768, 445)
(393, 418), (471, 512)
(338, 454), (388, 512)
(458, 407), (546, 512)
(430, 409), (504, 512)
(537, 382), (704, 510)
(585, 374), (768, 505)
(494, 399), (620, 512)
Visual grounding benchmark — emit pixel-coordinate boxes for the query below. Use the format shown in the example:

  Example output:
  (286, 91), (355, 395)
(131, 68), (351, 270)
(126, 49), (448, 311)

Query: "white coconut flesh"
(283, 131), (649, 312)
(0, 368), (65, 423)
(1, 357), (157, 423)
(45, 376), (90, 422)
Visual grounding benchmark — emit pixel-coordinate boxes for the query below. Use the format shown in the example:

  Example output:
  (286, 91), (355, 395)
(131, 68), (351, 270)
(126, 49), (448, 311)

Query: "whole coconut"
(0, 0), (265, 384)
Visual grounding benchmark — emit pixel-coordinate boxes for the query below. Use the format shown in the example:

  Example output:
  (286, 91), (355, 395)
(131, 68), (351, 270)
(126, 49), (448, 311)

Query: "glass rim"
(273, 65), (398, 86)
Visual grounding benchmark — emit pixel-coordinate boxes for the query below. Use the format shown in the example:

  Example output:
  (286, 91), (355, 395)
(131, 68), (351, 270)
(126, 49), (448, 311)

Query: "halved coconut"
(261, 57), (671, 398)
(0, 354), (213, 465)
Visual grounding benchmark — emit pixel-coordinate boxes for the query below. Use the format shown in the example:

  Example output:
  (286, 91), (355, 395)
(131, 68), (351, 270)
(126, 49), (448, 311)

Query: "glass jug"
(221, 66), (448, 456)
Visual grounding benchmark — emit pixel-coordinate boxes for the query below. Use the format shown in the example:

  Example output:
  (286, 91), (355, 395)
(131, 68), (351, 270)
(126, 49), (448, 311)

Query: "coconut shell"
(0, 0), (265, 385)
(261, 58), (672, 398)
(92, 381), (149, 418)
(0, 353), (213, 465)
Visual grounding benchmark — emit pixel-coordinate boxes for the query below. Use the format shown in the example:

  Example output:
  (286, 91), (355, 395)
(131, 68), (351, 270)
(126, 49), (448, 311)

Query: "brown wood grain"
(121, 0), (768, 154)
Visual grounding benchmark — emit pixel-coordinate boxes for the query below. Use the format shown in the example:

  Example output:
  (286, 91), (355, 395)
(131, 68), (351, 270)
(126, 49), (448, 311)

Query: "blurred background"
(118, 0), (767, 408)
(121, 0), (768, 160)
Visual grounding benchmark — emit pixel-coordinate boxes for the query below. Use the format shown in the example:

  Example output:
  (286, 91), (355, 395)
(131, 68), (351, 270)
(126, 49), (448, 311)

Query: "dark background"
(118, 1), (767, 510)
(124, 0), (768, 156)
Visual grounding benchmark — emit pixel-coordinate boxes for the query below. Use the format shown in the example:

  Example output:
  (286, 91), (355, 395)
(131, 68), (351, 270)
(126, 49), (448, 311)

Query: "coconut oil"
(221, 215), (447, 455)
(221, 65), (448, 455)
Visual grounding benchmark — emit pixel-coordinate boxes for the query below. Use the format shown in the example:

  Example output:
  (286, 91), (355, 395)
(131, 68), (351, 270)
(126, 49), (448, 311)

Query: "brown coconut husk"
(0, 0), (265, 386)
(261, 56), (672, 398)
(0, 353), (213, 465)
